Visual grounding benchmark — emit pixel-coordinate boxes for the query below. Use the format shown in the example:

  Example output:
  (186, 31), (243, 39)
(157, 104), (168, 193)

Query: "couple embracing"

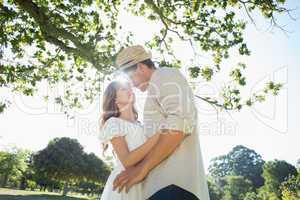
(98, 45), (210, 200)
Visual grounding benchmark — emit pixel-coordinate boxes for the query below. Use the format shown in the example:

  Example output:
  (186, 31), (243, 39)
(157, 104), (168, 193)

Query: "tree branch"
(14, 0), (103, 70)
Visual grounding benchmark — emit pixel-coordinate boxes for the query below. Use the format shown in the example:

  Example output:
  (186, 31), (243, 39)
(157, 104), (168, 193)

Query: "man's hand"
(113, 131), (185, 193)
(113, 161), (149, 193)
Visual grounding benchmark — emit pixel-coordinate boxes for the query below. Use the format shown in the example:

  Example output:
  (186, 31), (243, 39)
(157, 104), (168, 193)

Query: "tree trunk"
(62, 182), (69, 196)
(19, 176), (26, 190)
(1, 173), (9, 187)
(49, 184), (53, 192)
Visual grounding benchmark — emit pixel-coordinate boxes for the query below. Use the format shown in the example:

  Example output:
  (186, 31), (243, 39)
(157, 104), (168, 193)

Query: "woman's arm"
(110, 133), (160, 169)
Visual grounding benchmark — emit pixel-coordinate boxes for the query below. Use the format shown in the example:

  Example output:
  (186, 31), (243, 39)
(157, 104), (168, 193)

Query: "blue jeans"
(148, 184), (200, 200)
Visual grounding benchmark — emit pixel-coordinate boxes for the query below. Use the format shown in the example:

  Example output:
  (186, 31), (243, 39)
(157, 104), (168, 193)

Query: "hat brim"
(114, 52), (152, 73)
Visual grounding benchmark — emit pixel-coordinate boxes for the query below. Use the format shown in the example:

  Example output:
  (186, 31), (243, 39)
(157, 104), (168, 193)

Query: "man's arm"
(112, 130), (185, 193)
(140, 129), (186, 173)
(110, 132), (160, 169)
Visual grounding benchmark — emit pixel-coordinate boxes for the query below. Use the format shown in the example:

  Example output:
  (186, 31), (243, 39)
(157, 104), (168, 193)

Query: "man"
(113, 45), (210, 200)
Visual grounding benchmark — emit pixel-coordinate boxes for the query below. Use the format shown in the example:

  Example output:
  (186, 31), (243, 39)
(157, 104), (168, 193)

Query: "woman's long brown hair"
(100, 80), (138, 155)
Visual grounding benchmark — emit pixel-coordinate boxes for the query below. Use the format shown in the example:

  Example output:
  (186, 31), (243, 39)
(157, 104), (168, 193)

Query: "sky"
(0, 0), (300, 172)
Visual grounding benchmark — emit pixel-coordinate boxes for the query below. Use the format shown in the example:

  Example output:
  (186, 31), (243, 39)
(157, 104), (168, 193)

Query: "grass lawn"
(0, 188), (99, 200)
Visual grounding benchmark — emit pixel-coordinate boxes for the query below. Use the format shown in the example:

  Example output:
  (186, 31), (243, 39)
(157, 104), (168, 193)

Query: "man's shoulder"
(156, 67), (180, 75)
(154, 67), (185, 82)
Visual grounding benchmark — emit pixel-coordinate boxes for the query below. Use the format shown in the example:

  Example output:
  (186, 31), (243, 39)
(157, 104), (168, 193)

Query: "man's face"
(126, 63), (149, 92)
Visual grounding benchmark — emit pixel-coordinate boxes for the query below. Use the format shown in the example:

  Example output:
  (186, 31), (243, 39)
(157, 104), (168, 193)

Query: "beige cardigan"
(142, 67), (210, 200)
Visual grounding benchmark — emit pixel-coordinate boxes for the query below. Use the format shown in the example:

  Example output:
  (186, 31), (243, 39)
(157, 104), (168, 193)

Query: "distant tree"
(207, 177), (223, 200)
(81, 152), (110, 183)
(75, 181), (102, 196)
(257, 189), (280, 200)
(209, 145), (265, 188)
(297, 158), (300, 169)
(33, 170), (61, 192)
(244, 192), (261, 200)
(280, 174), (300, 200)
(222, 176), (253, 200)
(19, 153), (35, 190)
(33, 137), (109, 196)
(33, 137), (85, 195)
(26, 179), (37, 191)
(261, 160), (298, 198)
(0, 148), (30, 187)
(281, 188), (299, 200)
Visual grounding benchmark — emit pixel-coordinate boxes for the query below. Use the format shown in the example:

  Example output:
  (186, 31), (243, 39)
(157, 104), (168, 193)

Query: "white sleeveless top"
(98, 117), (146, 200)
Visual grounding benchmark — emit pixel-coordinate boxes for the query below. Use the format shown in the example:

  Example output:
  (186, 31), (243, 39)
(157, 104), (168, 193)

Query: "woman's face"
(115, 82), (135, 107)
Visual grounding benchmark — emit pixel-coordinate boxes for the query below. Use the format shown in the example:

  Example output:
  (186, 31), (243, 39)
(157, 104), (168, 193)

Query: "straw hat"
(115, 45), (152, 71)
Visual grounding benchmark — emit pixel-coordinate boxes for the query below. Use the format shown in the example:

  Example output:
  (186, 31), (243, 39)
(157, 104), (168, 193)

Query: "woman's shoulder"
(98, 117), (127, 143)
(101, 117), (124, 130)
(103, 116), (119, 124)
(101, 117), (143, 132)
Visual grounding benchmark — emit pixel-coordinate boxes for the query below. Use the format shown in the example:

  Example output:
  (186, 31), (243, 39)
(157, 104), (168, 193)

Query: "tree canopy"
(0, 0), (289, 115)
(208, 145), (265, 188)
(32, 137), (110, 195)
(207, 147), (300, 200)
(261, 159), (298, 198)
(0, 148), (30, 187)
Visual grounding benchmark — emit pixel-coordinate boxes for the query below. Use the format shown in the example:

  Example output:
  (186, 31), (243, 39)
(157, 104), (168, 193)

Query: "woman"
(98, 80), (160, 200)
